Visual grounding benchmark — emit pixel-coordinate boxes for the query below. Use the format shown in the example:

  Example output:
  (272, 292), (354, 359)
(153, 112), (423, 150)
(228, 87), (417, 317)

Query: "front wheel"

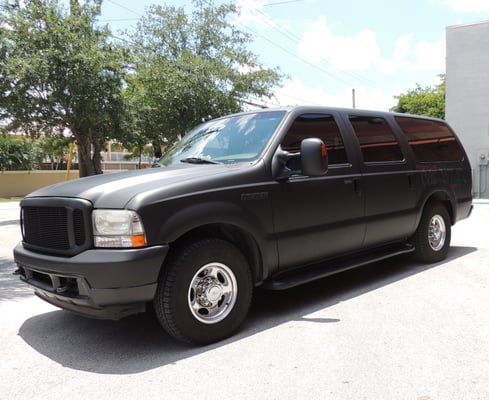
(154, 238), (253, 345)
(412, 202), (451, 263)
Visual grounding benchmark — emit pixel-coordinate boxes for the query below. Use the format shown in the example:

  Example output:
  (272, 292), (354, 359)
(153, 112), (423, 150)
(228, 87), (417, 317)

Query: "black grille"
(73, 209), (86, 246)
(21, 199), (91, 255)
(23, 207), (71, 250)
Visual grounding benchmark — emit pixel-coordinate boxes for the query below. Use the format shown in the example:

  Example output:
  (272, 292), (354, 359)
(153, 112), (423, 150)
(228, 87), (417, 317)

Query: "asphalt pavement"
(1, 201), (489, 400)
(0, 201), (20, 226)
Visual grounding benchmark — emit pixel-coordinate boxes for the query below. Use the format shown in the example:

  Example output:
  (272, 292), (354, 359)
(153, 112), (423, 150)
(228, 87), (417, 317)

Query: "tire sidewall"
(414, 203), (451, 263)
(160, 239), (252, 344)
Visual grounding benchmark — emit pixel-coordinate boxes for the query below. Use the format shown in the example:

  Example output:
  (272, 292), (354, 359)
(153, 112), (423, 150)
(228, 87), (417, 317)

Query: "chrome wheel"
(412, 203), (451, 263)
(154, 239), (252, 344)
(428, 214), (446, 251)
(188, 262), (238, 324)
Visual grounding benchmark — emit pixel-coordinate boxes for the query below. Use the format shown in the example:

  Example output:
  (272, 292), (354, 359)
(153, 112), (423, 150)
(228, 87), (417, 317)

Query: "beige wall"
(0, 166), (145, 197)
(0, 170), (81, 197)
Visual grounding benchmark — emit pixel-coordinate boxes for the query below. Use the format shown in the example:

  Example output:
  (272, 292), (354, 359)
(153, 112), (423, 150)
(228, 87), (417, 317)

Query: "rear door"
(344, 113), (417, 247)
(271, 112), (365, 269)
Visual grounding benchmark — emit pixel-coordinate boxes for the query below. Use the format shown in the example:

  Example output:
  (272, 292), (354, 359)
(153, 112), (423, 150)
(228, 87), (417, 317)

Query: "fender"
(138, 197), (279, 280)
(415, 185), (457, 228)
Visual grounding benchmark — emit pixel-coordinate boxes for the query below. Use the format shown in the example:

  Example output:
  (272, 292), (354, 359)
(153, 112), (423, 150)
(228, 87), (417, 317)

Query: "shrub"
(0, 135), (43, 171)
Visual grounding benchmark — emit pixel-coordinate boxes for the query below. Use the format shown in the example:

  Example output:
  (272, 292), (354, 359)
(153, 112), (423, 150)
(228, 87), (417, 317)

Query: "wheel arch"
(163, 223), (265, 286)
(143, 199), (276, 285)
(417, 189), (456, 227)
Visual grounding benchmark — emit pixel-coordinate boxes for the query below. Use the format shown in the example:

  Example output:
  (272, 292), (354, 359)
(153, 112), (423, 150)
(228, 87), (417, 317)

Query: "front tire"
(413, 202), (451, 263)
(154, 238), (253, 345)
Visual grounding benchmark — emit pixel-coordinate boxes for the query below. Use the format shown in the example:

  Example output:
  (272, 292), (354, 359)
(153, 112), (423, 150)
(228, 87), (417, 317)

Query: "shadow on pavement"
(18, 245), (476, 374)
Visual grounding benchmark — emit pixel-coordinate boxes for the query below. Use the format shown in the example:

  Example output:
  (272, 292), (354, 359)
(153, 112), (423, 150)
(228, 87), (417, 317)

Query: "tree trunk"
(75, 128), (103, 177)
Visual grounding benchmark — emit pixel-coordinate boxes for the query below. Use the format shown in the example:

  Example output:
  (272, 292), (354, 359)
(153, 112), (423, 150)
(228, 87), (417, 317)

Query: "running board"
(263, 243), (415, 290)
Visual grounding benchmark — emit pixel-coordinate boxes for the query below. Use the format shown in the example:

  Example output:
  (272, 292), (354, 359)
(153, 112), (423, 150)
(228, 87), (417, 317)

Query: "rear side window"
(349, 115), (403, 163)
(395, 117), (465, 162)
(281, 113), (348, 165)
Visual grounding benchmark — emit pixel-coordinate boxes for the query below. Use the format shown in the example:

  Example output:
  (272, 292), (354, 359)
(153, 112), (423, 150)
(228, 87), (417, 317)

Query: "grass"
(0, 197), (22, 202)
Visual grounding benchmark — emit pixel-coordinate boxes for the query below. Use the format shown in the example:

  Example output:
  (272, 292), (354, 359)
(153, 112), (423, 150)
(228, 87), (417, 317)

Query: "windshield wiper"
(180, 157), (220, 165)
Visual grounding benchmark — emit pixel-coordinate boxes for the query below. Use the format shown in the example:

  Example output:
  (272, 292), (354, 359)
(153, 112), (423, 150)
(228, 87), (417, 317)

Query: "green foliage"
(0, 0), (127, 176)
(0, 0), (283, 174)
(0, 134), (42, 170)
(39, 134), (72, 170)
(124, 0), (283, 147)
(391, 75), (446, 119)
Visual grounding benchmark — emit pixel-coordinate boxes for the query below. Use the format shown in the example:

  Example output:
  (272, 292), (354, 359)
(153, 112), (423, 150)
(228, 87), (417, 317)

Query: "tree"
(0, 134), (42, 171)
(0, 0), (127, 176)
(124, 0), (283, 148)
(391, 75), (446, 119)
(39, 134), (72, 170)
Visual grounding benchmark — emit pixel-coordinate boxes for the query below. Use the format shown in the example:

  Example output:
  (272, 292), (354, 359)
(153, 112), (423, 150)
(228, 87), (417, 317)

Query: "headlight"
(92, 210), (147, 248)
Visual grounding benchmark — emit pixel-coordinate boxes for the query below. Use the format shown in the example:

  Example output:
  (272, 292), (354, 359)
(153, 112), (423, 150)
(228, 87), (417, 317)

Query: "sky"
(98, 0), (489, 111)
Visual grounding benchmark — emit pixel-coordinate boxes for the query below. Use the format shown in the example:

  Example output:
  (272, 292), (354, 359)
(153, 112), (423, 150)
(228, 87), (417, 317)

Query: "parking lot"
(1, 201), (489, 400)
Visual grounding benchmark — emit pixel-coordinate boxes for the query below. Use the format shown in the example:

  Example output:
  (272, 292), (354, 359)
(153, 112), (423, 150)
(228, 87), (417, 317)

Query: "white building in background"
(446, 20), (489, 199)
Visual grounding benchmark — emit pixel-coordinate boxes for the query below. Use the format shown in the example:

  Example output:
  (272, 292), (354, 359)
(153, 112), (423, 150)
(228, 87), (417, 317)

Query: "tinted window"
(349, 115), (403, 163)
(395, 116), (464, 162)
(159, 111), (285, 165)
(281, 114), (348, 165)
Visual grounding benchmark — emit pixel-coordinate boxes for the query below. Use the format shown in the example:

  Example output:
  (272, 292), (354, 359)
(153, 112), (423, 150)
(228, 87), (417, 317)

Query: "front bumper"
(14, 243), (169, 320)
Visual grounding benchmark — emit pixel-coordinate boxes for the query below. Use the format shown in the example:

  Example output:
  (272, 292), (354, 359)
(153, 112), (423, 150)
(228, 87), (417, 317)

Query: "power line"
(106, 0), (143, 17)
(248, 7), (376, 87)
(99, 18), (139, 23)
(273, 91), (322, 106)
(237, 20), (355, 87)
(262, 0), (309, 6)
(102, 0), (365, 106)
(104, 0), (373, 87)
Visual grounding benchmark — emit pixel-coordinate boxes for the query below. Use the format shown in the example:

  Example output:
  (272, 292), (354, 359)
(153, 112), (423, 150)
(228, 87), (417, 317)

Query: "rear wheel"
(413, 202), (451, 263)
(154, 238), (253, 345)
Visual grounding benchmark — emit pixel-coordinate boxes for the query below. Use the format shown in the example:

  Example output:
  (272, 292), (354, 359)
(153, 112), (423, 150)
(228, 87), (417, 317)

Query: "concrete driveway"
(1, 201), (488, 400)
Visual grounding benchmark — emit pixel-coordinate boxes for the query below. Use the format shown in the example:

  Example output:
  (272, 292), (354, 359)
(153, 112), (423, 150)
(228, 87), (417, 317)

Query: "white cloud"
(297, 16), (381, 70)
(445, 0), (489, 12)
(269, 79), (397, 112)
(394, 35), (411, 61)
(352, 86), (399, 111)
(413, 39), (445, 70)
(297, 16), (445, 74)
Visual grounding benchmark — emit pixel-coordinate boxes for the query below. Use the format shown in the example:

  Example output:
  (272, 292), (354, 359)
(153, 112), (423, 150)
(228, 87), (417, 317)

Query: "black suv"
(14, 106), (473, 344)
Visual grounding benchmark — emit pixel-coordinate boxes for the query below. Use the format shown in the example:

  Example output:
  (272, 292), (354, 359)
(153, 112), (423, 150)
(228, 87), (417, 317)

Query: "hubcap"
(428, 214), (446, 251)
(188, 263), (237, 324)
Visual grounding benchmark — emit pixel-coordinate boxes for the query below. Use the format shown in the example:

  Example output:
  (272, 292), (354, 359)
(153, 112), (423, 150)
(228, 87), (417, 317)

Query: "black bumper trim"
(14, 243), (169, 319)
(32, 284), (155, 320)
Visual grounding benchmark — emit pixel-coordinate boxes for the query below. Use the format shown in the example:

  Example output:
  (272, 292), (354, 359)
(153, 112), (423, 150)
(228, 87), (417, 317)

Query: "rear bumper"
(14, 243), (169, 320)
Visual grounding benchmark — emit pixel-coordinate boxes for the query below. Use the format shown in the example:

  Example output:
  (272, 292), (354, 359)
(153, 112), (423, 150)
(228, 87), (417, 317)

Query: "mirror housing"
(300, 138), (328, 176)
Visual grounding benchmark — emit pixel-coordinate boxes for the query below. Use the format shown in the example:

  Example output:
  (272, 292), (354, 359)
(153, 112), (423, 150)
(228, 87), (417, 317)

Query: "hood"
(25, 163), (246, 209)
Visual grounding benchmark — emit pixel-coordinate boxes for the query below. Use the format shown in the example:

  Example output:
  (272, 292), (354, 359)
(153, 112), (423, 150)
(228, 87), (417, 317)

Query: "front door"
(271, 113), (365, 269)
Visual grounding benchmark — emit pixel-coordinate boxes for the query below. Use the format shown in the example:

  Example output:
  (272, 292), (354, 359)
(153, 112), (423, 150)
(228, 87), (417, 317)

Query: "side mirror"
(301, 138), (328, 176)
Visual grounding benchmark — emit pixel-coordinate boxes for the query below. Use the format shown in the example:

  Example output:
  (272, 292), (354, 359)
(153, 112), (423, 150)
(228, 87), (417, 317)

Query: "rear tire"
(412, 202), (451, 263)
(153, 238), (253, 345)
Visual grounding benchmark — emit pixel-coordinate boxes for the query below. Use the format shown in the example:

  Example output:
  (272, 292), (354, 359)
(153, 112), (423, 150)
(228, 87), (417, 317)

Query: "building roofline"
(447, 19), (489, 30)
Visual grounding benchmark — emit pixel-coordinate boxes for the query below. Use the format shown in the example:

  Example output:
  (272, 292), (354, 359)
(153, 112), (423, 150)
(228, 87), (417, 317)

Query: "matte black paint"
(14, 106), (473, 320)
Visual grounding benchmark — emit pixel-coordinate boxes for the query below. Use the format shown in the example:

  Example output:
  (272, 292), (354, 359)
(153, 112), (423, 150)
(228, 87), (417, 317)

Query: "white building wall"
(446, 21), (489, 198)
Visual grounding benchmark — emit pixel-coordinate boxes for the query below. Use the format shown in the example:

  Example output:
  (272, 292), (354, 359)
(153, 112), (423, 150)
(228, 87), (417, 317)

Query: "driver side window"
(281, 113), (348, 165)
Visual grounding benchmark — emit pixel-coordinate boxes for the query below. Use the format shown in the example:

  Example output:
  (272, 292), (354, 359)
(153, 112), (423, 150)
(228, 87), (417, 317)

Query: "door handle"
(407, 173), (414, 188)
(344, 178), (361, 196)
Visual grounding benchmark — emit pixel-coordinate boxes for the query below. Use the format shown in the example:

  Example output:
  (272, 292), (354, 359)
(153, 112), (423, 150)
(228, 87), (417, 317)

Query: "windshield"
(159, 111), (286, 166)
